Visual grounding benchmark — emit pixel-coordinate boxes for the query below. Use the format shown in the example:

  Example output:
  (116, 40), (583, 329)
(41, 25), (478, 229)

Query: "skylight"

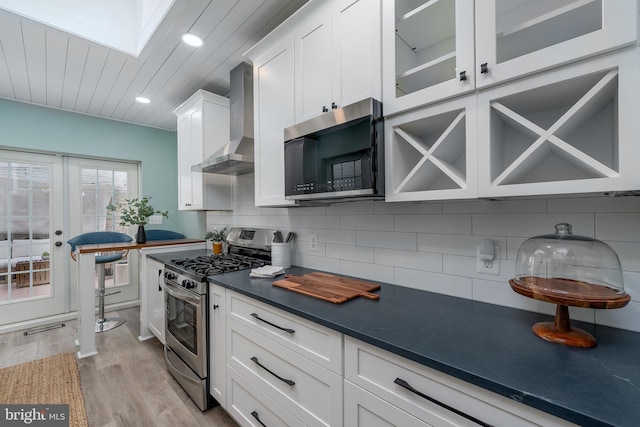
(0, 0), (175, 56)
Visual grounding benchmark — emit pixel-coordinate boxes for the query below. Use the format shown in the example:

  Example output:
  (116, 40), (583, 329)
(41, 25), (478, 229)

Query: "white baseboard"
(0, 299), (141, 335)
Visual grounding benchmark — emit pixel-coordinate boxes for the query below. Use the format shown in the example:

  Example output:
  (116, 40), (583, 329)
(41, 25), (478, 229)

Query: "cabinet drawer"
(344, 380), (431, 427)
(227, 366), (305, 427)
(345, 337), (575, 427)
(227, 290), (342, 374)
(227, 319), (342, 427)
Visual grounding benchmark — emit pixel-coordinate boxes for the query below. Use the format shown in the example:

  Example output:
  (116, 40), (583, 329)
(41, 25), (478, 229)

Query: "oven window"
(166, 292), (198, 355)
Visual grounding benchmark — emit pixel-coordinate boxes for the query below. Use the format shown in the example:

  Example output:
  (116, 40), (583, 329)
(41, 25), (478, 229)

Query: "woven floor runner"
(0, 352), (88, 427)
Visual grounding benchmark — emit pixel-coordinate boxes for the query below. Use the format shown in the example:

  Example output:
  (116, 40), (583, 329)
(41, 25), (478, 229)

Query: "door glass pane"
(81, 167), (129, 288)
(495, 0), (603, 64)
(0, 161), (52, 304)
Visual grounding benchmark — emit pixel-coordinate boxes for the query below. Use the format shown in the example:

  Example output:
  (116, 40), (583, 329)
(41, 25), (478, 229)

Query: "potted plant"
(106, 196), (169, 243)
(205, 226), (228, 255)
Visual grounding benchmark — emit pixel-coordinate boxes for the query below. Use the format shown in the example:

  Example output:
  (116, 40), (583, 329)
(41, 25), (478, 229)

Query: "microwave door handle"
(164, 282), (201, 306)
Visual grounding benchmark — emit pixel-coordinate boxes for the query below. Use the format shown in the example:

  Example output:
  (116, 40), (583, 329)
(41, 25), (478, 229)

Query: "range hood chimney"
(192, 62), (254, 175)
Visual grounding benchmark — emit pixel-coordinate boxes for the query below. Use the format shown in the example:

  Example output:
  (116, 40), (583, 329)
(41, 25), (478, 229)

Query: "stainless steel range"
(163, 227), (274, 411)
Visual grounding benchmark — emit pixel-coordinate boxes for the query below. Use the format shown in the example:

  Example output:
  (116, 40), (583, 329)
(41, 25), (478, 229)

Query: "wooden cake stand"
(509, 276), (631, 348)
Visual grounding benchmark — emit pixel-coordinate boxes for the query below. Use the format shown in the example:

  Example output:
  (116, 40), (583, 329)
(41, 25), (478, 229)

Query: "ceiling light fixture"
(135, 96), (151, 104)
(182, 33), (203, 47)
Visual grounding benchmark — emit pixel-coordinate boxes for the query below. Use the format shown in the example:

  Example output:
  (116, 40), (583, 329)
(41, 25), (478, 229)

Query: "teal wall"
(0, 98), (205, 239)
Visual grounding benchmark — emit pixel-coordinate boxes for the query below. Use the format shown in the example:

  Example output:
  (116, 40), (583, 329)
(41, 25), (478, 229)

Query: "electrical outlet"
(476, 246), (500, 275)
(148, 215), (162, 225)
(309, 234), (318, 251)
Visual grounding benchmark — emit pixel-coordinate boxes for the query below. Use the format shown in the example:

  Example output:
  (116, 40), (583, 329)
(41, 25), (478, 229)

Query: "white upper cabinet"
(252, 37), (298, 207)
(386, 94), (478, 201)
(383, 0), (638, 115)
(477, 49), (640, 197)
(383, 0), (475, 116)
(173, 90), (233, 211)
(295, 0), (381, 122)
(475, 0), (638, 89)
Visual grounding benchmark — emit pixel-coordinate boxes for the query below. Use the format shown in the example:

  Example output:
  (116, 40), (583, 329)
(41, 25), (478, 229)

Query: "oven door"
(164, 280), (207, 378)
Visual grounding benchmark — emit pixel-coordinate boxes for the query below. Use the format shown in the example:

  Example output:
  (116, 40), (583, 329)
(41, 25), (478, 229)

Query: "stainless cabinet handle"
(251, 313), (295, 334)
(394, 378), (492, 427)
(251, 411), (267, 427)
(251, 356), (295, 386)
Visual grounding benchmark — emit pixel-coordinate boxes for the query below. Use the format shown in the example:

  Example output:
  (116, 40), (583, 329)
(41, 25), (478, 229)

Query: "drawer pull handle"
(251, 411), (267, 427)
(251, 356), (295, 387)
(394, 378), (493, 427)
(251, 313), (295, 334)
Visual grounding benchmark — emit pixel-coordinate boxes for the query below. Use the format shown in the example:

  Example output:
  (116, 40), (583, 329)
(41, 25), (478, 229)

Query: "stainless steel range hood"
(192, 62), (254, 175)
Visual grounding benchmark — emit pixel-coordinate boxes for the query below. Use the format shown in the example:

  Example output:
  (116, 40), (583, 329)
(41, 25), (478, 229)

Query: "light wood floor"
(0, 307), (239, 427)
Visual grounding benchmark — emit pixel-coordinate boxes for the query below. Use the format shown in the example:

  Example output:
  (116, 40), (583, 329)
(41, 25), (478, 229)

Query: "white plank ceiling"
(0, 0), (308, 131)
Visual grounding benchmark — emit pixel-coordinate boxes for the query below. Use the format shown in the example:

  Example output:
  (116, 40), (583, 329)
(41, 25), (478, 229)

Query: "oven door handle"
(164, 281), (201, 306)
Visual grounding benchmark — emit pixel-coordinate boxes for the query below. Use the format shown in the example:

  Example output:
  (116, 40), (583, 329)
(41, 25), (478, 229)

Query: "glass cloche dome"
(509, 223), (630, 348)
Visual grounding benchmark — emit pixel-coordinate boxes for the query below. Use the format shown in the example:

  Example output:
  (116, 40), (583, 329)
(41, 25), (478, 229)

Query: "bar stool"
(67, 232), (133, 333)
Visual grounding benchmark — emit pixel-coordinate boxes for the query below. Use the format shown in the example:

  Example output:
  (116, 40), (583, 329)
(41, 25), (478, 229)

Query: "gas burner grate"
(170, 254), (267, 276)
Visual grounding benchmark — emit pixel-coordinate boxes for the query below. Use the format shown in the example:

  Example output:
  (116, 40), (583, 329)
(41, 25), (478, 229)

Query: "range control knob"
(182, 279), (196, 289)
(164, 271), (176, 280)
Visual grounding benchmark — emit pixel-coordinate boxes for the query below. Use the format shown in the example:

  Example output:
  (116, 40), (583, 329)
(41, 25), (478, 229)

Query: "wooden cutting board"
(273, 272), (380, 304)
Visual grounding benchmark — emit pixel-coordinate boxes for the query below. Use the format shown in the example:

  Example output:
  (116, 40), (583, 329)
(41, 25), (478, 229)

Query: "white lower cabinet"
(227, 366), (305, 427)
(227, 318), (343, 427)
(344, 380), (431, 427)
(226, 289), (343, 374)
(344, 336), (576, 427)
(139, 242), (205, 344)
(209, 283), (226, 408)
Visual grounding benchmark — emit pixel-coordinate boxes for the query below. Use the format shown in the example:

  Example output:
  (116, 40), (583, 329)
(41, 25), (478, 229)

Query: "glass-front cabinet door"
(475, 0), (638, 88)
(382, 0), (475, 115)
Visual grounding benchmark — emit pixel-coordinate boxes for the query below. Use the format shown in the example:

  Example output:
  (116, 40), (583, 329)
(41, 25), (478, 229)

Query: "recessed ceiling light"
(135, 96), (151, 104)
(182, 33), (203, 47)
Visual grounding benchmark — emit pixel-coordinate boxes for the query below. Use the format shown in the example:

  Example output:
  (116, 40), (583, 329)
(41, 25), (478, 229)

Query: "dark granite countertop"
(151, 250), (640, 427)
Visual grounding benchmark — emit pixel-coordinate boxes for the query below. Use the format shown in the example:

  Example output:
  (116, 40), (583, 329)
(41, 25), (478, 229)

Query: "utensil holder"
(271, 242), (292, 268)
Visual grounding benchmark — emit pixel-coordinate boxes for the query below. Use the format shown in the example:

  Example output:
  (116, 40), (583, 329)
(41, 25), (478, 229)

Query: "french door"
(67, 158), (140, 307)
(0, 152), (139, 327)
(0, 151), (64, 325)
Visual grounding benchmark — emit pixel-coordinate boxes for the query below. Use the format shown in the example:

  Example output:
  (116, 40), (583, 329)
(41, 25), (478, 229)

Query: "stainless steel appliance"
(163, 227), (274, 410)
(283, 98), (384, 201)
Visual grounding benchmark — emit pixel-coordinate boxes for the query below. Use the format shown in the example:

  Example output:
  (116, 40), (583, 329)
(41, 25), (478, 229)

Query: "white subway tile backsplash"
(473, 213), (594, 238)
(444, 199), (546, 214)
(374, 201), (442, 214)
(548, 196), (640, 213)
(622, 271), (640, 302)
(507, 237), (527, 260)
(326, 244), (374, 263)
(208, 180), (640, 332)
(340, 214), (393, 231)
(595, 301), (640, 333)
(326, 200), (374, 215)
(395, 214), (471, 234)
(374, 248), (442, 273)
(472, 279), (555, 315)
(357, 231), (416, 250)
(316, 228), (357, 245)
(395, 268), (472, 299)
(418, 234), (507, 259)
(341, 260), (394, 283)
(609, 242), (640, 273)
(294, 253), (341, 273)
(596, 213), (640, 242)
(443, 255), (516, 283)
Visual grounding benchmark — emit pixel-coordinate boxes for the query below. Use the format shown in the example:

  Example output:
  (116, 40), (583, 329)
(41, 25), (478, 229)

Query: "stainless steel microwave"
(283, 98), (384, 201)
